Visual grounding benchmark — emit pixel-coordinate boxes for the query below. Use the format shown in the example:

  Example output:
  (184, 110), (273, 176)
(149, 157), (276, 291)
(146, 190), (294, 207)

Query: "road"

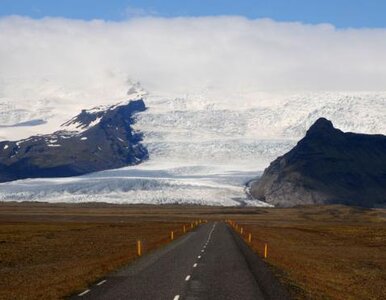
(71, 222), (288, 300)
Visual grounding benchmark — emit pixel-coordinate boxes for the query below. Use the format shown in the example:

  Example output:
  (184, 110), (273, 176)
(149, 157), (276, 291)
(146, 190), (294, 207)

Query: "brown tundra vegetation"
(0, 202), (385, 300)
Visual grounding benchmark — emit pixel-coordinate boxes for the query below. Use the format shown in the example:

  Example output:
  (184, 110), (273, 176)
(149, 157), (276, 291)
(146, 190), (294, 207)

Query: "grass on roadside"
(231, 205), (386, 300)
(0, 220), (194, 300)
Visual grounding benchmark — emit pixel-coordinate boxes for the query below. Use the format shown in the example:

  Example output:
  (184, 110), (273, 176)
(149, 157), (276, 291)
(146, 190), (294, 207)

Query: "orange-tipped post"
(137, 240), (142, 256)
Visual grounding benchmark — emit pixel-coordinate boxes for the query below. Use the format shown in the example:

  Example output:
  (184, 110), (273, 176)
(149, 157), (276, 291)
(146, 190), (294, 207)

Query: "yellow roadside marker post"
(264, 243), (268, 258)
(137, 240), (142, 256)
(248, 233), (252, 243)
(170, 231), (174, 241)
(240, 227), (243, 234)
(183, 225), (186, 233)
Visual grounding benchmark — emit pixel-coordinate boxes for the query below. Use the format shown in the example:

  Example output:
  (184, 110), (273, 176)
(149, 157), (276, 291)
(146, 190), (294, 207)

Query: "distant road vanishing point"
(70, 222), (289, 300)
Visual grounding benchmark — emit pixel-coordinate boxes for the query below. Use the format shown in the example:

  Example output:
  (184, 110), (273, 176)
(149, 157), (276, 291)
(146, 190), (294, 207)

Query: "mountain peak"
(306, 117), (335, 136)
(250, 119), (386, 207)
(0, 100), (148, 183)
(126, 81), (147, 100)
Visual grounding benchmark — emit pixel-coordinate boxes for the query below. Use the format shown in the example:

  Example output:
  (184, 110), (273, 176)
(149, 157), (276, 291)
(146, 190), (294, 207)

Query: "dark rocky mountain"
(249, 118), (386, 207)
(0, 100), (148, 183)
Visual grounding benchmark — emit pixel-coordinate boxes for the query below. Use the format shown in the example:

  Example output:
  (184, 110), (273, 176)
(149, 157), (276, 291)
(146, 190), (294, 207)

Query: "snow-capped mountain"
(0, 82), (385, 206)
(0, 77), (147, 141)
(0, 99), (148, 182)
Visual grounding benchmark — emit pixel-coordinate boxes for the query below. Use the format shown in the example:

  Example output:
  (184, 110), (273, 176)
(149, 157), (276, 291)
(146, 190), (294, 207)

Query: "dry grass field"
(0, 203), (199, 300)
(232, 205), (386, 300)
(0, 202), (385, 300)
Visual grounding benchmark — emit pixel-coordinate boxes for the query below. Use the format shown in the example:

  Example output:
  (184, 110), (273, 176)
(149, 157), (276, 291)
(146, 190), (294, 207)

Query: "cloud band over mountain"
(1, 15), (386, 98)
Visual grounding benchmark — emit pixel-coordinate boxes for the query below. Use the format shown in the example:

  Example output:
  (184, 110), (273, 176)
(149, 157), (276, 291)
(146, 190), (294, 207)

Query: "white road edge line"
(193, 263), (198, 267)
(185, 275), (191, 281)
(96, 280), (106, 286)
(198, 255), (201, 259)
(173, 295), (180, 300)
(78, 289), (90, 296)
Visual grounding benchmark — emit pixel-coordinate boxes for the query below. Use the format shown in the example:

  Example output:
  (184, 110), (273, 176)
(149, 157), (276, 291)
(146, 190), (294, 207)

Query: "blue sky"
(0, 0), (385, 28)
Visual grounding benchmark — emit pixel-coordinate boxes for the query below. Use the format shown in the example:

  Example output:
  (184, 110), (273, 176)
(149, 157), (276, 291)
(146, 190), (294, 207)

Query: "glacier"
(0, 82), (386, 206)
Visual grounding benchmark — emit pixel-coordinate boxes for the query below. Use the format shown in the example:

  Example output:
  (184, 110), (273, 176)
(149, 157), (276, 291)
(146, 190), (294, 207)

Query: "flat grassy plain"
(233, 205), (386, 300)
(0, 202), (385, 300)
(0, 203), (199, 299)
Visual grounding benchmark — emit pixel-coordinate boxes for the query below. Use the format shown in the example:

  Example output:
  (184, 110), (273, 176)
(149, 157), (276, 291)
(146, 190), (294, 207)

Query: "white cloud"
(0, 15), (386, 100)
(124, 4), (158, 18)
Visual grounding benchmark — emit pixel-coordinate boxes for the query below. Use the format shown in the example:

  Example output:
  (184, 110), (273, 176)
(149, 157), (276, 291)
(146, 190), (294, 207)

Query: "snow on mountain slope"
(0, 76), (146, 140)
(132, 91), (386, 170)
(0, 85), (385, 206)
(0, 99), (148, 183)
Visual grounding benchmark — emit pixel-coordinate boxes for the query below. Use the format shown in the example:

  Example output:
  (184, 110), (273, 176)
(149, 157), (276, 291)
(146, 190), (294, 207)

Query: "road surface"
(71, 222), (288, 300)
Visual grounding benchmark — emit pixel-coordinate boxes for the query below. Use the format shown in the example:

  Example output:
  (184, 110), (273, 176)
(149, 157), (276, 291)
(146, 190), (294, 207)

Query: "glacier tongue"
(0, 162), (268, 206)
(0, 90), (386, 206)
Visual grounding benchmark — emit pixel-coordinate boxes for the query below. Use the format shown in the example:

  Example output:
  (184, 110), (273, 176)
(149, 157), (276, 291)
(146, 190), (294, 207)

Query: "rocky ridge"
(249, 118), (386, 207)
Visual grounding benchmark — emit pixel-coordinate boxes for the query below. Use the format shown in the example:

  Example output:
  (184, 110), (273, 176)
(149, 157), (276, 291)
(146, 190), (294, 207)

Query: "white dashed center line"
(176, 223), (218, 300)
(97, 280), (106, 286)
(78, 289), (90, 296)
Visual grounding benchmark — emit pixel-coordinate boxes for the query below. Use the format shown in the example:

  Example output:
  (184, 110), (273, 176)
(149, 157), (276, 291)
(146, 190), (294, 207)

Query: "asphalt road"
(71, 222), (288, 300)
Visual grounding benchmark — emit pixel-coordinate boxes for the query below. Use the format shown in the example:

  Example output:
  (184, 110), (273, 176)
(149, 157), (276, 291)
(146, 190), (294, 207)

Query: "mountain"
(249, 118), (386, 207)
(0, 99), (148, 183)
(1, 89), (386, 206)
